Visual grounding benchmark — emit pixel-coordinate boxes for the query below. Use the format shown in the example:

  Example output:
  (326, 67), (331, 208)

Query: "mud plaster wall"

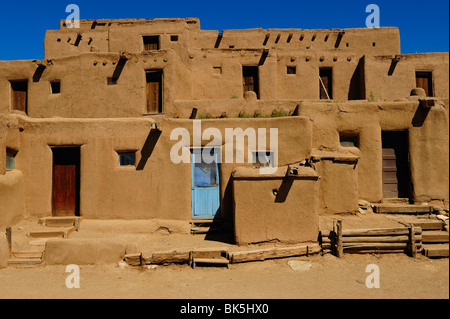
(232, 167), (319, 245)
(298, 100), (449, 205)
(365, 53), (449, 101)
(8, 115), (311, 222)
(0, 116), (25, 229)
(4, 24), (439, 120)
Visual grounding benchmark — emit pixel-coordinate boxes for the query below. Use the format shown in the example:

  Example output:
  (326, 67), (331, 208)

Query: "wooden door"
(191, 148), (220, 219)
(10, 81), (28, 113)
(415, 71), (433, 97)
(242, 66), (259, 98)
(319, 68), (333, 99)
(52, 147), (80, 216)
(146, 70), (162, 113)
(382, 131), (411, 199)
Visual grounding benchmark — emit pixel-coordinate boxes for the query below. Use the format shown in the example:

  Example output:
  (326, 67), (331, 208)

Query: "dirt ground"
(0, 253), (448, 299)
(1, 212), (448, 299)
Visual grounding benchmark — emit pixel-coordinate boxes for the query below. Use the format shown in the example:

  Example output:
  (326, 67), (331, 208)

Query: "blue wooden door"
(191, 148), (220, 219)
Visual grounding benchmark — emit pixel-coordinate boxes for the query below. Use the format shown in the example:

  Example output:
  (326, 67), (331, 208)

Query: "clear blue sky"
(0, 0), (448, 60)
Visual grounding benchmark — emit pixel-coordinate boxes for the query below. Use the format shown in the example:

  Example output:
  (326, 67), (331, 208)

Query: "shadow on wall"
(411, 103), (431, 127)
(136, 128), (161, 170)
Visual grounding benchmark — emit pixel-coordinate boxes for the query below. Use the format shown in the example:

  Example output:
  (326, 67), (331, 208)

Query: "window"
(340, 134), (359, 148)
(117, 151), (136, 166)
(287, 66), (296, 75)
(170, 35), (179, 42)
(6, 148), (18, 170)
(10, 80), (28, 113)
(319, 68), (333, 99)
(242, 66), (259, 99)
(50, 81), (61, 94)
(213, 66), (222, 75)
(143, 35), (160, 51)
(415, 71), (433, 97)
(252, 151), (275, 168)
(146, 70), (163, 113)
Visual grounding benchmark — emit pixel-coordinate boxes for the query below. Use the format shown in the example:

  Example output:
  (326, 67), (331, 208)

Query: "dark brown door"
(319, 68), (333, 99)
(415, 71), (433, 97)
(242, 66), (259, 98)
(146, 70), (163, 113)
(10, 81), (28, 113)
(382, 131), (411, 199)
(52, 147), (80, 216)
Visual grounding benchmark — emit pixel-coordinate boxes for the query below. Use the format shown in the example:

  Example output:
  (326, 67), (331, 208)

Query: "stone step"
(422, 231), (449, 243)
(422, 244), (449, 258)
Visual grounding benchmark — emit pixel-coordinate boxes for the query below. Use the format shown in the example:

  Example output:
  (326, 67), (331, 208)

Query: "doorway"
(191, 148), (220, 219)
(52, 147), (80, 216)
(381, 131), (411, 199)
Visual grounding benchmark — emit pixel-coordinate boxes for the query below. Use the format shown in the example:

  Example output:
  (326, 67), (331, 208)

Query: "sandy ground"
(1, 212), (448, 299)
(0, 253), (448, 299)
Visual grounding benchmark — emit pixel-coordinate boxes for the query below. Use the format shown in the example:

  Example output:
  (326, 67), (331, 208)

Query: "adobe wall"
(298, 99), (449, 206)
(232, 166), (319, 245)
(365, 53), (449, 101)
(7, 115), (312, 222)
(0, 115), (24, 229)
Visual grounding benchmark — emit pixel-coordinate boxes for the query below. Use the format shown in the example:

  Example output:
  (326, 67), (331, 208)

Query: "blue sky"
(0, 0), (448, 60)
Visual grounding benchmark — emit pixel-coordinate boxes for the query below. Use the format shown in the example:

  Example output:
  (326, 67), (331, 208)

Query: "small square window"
(117, 151), (136, 166)
(143, 35), (160, 51)
(340, 134), (359, 148)
(50, 81), (61, 94)
(287, 66), (296, 74)
(252, 151), (275, 168)
(6, 148), (18, 170)
(213, 66), (222, 75)
(170, 35), (179, 42)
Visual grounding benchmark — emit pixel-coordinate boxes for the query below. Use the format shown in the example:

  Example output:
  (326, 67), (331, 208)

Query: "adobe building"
(0, 18), (449, 246)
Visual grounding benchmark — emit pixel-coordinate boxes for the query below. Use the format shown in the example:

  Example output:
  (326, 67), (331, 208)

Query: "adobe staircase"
(374, 203), (449, 258)
(7, 217), (82, 267)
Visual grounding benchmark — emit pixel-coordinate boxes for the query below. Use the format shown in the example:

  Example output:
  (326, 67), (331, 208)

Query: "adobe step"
(373, 204), (433, 214)
(189, 247), (229, 268)
(27, 226), (75, 239)
(39, 216), (82, 230)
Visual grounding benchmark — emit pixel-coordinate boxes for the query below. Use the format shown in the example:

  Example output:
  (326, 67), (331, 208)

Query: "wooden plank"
(373, 204), (432, 214)
(409, 224), (417, 258)
(422, 231), (449, 243)
(343, 243), (422, 251)
(193, 257), (229, 264)
(321, 227), (422, 237)
(393, 218), (443, 230)
(322, 234), (422, 244)
(336, 219), (343, 258)
(229, 243), (320, 264)
(422, 244), (449, 258)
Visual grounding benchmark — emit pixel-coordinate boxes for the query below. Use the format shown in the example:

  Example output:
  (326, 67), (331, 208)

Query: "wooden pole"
(336, 219), (343, 258)
(409, 223), (417, 259)
(6, 227), (12, 257)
